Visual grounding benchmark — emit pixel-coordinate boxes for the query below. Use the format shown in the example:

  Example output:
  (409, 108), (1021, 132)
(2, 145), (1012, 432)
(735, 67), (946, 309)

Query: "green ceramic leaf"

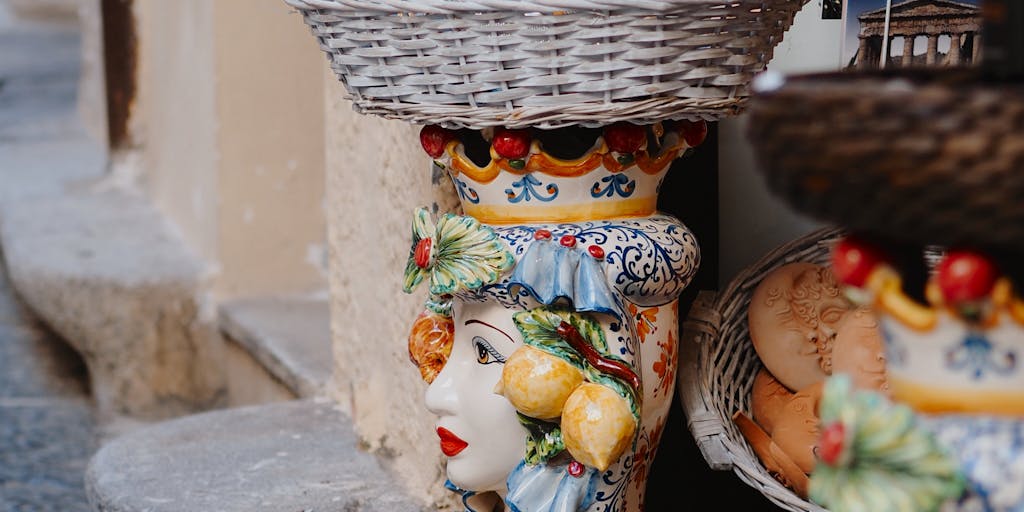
(809, 376), (966, 512)
(401, 208), (514, 296)
(518, 414), (565, 465)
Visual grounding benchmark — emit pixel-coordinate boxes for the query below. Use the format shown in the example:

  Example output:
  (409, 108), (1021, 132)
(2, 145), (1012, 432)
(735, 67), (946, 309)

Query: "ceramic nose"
(424, 361), (459, 416)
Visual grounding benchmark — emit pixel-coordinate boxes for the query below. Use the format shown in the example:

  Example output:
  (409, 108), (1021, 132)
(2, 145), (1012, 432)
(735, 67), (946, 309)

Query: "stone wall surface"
(135, 0), (327, 299)
(324, 73), (460, 509)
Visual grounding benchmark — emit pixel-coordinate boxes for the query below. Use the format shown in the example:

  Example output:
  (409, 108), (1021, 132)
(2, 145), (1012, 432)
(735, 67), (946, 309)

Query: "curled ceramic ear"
(499, 345), (584, 420)
(408, 310), (454, 384)
(561, 383), (637, 472)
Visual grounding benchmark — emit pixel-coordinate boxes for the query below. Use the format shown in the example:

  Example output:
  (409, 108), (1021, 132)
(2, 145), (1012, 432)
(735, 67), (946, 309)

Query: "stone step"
(85, 399), (426, 512)
(219, 296), (332, 398)
(0, 189), (225, 420)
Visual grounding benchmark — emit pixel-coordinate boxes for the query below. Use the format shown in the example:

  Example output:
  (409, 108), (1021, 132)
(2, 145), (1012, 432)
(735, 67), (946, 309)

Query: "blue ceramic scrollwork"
(591, 174), (636, 199)
(506, 174), (559, 203)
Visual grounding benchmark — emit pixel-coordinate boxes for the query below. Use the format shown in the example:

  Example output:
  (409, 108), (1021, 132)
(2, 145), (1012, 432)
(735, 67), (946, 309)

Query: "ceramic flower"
(403, 208), (515, 297)
(809, 376), (965, 512)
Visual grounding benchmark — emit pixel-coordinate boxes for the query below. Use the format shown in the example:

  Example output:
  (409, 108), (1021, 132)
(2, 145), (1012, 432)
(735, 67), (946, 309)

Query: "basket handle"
(678, 290), (733, 471)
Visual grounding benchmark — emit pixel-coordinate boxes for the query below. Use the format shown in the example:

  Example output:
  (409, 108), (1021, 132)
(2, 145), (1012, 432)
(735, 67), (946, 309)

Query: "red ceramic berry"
(603, 122), (646, 154)
(414, 238), (433, 269)
(936, 249), (1000, 303)
(534, 229), (553, 241)
(419, 125), (455, 158)
(832, 235), (888, 288)
(819, 422), (846, 466)
(568, 460), (585, 477)
(680, 120), (708, 148)
(493, 129), (532, 159)
(588, 245), (605, 260)
(559, 235), (577, 248)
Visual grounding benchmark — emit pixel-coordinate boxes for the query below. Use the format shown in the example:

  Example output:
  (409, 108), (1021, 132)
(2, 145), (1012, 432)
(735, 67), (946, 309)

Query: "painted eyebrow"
(464, 319), (516, 344)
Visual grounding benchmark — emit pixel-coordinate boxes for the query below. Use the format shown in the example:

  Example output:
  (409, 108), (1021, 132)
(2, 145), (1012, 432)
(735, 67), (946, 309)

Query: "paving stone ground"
(0, 254), (97, 512)
(0, 5), (98, 511)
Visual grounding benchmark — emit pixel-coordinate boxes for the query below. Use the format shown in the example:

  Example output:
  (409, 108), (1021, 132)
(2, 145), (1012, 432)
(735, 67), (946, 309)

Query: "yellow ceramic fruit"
(560, 382), (637, 471)
(498, 345), (585, 420)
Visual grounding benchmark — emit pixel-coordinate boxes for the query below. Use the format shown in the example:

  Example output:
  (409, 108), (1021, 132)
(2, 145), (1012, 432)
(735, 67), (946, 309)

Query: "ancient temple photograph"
(844, 0), (981, 69)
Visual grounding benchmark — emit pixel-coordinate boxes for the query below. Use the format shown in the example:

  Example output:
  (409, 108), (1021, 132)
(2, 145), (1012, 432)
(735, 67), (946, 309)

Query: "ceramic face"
(749, 263), (850, 391)
(425, 299), (528, 493)
(831, 308), (888, 394)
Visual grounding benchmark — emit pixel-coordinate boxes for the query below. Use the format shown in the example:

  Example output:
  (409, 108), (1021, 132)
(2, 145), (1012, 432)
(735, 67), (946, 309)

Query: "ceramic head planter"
(831, 238), (1024, 416)
(405, 123), (703, 512)
(806, 236), (1024, 512)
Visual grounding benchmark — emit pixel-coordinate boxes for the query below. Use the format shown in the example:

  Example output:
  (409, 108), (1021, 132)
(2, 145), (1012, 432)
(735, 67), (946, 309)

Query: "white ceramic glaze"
(426, 299), (532, 494)
(882, 312), (1024, 416)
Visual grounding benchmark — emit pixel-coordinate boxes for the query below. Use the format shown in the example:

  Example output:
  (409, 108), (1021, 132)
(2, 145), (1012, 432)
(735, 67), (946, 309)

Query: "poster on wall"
(842, 0), (982, 70)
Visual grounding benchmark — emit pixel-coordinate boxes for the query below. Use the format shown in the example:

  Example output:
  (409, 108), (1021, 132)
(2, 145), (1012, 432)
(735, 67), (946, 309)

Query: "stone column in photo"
(858, 37), (871, 69)
(903, 35), (916, 66)
(927, 34), (940, 65)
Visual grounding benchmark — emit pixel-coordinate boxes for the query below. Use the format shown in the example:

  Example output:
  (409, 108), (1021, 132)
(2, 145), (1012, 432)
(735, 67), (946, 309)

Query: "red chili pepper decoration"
(556, 321), (640, 393)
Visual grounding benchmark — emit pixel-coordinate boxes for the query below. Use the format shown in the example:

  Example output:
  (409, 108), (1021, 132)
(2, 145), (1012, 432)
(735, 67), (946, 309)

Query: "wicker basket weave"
(678, 227), (845, 512)
(285, 0), (808, 128)
(748, 70), (1024, 254)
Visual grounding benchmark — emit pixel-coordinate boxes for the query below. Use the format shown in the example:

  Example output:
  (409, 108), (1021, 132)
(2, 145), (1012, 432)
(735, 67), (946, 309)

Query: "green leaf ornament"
(809, 376), (966, 512)
(518, 414), (565, 465)
(402, 207), (514, 297)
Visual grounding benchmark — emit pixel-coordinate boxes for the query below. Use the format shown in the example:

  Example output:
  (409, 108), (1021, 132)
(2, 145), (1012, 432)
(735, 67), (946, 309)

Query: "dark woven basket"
(747, 70), (1024, 253)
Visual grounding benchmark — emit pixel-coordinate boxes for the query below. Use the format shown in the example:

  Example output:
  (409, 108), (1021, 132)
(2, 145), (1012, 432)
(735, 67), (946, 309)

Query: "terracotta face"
(424, 299), (528, 493)
(770, 382), (823, 475)
(749, 263), (850, 391)
(832, 308), (888, 393)
(751, 369), (794, 434)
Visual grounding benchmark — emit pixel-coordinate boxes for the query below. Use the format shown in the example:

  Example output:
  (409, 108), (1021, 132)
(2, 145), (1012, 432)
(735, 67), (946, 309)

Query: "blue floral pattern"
(590, 174), (636, 199)
(923, 415), (1024, 511)
(506, 174), (559, 203)
(454, 177), (481, 204)
(493, 216), (699, 308)
(945, 332), (1017, 380)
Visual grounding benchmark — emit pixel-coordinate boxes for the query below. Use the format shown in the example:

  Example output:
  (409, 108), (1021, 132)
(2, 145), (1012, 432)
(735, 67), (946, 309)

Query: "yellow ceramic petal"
(561, 383), (637, 471)
(500, 346), (584, 420)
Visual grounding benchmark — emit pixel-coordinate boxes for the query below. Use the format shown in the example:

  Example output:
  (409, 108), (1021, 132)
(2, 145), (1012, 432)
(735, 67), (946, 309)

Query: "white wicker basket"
(284, 0), (809, 128)
(678, 227), (845, 512)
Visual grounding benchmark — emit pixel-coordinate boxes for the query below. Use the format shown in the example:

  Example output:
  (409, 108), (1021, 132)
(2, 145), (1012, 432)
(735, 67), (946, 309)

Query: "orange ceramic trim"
(1011, 299), (1024, 324)
(448, 143), (502, 184)
(521, 150), (606, 177)
(636, 143), (687, 175)
(446, 139), (686, 183)
(890, 376), (1024, 416)
(923, 278), (1024, 328)
(464, 197), (658, 225)
(870, 270), (938, 331)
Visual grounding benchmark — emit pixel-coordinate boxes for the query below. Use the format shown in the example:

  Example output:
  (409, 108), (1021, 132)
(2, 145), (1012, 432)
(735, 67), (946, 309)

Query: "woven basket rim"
(681, 226), (845, 512)
(285, 0), (762, 14)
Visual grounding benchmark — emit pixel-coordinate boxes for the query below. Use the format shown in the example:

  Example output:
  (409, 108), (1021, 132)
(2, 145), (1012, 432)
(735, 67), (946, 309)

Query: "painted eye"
(473, 336), (506, 365)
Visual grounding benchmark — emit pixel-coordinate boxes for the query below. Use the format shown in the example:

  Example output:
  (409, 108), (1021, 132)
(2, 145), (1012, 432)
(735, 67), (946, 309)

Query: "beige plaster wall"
(324, 73), (460, 509)
(211, 0), (327, 298)
(134, 0), (326, 298)
(135, 0), (220, 262)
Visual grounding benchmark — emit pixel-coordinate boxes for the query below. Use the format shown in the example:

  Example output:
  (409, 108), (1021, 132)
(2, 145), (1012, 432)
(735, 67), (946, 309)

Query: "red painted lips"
(437, 427), (468, 457)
